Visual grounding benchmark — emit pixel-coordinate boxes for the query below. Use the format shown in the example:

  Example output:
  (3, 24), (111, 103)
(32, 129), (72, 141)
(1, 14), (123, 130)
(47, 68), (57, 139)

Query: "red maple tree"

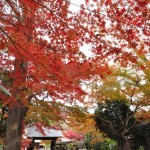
(0, 0), (149, 150)
(74, 0), (149, 64)
(0, 1), (97, 149)
(63, 130), (84, 141)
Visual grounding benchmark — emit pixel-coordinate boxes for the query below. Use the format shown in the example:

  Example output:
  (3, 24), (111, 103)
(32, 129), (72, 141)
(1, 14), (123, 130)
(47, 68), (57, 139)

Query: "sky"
(69, 0), (83, 12)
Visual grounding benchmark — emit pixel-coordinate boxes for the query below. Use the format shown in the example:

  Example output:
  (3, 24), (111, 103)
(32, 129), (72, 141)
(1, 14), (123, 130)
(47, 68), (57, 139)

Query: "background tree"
(89, 59), (150, 150)
(94, 100), (135, 150)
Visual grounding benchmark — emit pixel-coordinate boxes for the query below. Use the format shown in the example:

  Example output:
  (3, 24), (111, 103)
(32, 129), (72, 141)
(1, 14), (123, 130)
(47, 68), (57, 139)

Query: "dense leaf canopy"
(0, 0), (149, 149)
(94, 100), (135, 140)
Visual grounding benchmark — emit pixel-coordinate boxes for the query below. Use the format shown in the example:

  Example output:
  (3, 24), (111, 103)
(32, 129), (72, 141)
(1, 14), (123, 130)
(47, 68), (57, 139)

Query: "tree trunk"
(118, 139), (131, 150)
(4, 106), (27, 150)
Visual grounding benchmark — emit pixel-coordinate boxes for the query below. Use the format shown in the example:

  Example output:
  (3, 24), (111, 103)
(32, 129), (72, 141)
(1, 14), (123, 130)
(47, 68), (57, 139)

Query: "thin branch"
(0, 17), (32, 41)
(31, 0), (82, 38)
(5, 0), (21, 22)
(0, 26), (25, 61)
(130, 77), (140, 104)
(64, 0), (149, 30)
(28, 90), (46, 101)
(0, 26), (57, 83)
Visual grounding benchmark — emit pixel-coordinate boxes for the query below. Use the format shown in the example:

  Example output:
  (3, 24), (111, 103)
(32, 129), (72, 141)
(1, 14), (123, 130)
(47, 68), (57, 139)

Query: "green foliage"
(85, 134), (117, 150)
(85, 132), (93, 150)
(98, 139), (117, 150)
(94, 100), (135, 141)
(138, 146), (144, 150)
(67, 143), (77, 149)
(85, 132), (117, 150)
(0, 145), (4, 149)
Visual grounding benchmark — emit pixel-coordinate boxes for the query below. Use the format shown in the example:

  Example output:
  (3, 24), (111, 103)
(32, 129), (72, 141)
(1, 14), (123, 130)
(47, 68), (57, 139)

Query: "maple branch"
(0, 25), (57, 83)
(0, 17), (51, 51)
(41, 92), (49, 101)
(3, 0), (83, 55)
(31, 0), (83, 38)
(0, 17), (58, 56)
(130, 86), (137, 104)
(120, 89), (131, 97)
(2, 30), (50, 74)
(120, 112), (133, 131)
(130, 76), (140, 105)
(0, 17), (32, 41)
(95, 114), (118, 137)
(64, 0), (149, 30)
(0, 26), (25, 61)
(5, 0), (21, 22)
(120, 103), (140, 134)
(28, 90), (46, 101)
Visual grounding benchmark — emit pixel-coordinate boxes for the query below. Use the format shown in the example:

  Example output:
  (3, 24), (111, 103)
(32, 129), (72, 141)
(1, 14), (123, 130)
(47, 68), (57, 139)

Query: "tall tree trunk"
(118, 139), (131, 150)
(4, 106), (27, 150)
(3, 59), (27, 150)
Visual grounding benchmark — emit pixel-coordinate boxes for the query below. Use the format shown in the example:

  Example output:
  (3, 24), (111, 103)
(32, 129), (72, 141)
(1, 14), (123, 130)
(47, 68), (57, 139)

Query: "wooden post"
(51, 138), (57, 150)
(27, 138), (34, 150)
